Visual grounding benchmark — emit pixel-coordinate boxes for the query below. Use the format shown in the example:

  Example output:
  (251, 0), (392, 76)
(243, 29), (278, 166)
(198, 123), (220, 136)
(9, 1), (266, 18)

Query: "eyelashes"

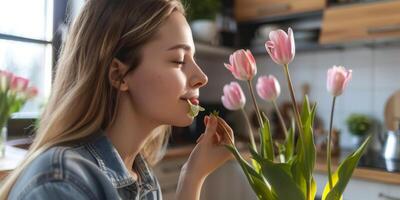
(172, 56), (196, 66)
(173, 61), (185, 65)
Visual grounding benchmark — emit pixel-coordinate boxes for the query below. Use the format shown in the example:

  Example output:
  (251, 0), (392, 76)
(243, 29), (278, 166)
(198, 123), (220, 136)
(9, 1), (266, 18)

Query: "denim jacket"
(8, 130), (162, 200)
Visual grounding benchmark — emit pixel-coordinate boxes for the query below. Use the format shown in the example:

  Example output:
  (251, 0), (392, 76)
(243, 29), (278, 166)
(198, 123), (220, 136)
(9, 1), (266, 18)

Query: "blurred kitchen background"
(1, 0), (400, 199)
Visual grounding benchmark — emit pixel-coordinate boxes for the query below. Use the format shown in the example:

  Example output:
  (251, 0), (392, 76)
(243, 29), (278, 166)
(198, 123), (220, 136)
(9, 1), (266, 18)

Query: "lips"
(180, 97), (199, 105)
(188, 97), (199, 105)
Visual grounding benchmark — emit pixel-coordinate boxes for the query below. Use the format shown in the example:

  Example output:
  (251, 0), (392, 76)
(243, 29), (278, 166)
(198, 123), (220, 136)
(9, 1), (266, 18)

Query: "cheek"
(129, 69), (190, 124)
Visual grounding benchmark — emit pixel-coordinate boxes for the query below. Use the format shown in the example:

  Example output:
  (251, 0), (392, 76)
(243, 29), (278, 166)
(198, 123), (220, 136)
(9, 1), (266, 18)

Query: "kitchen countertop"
(163, 144), (400, 185)
(2, 141), (399, 185)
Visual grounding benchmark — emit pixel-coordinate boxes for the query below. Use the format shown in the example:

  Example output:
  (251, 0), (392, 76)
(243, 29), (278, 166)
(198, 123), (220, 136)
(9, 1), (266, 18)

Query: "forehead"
(146, 11), (194, 52)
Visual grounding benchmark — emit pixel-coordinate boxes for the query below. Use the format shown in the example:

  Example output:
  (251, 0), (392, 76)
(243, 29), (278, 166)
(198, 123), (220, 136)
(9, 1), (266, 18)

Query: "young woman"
(0, 0), (234, 199)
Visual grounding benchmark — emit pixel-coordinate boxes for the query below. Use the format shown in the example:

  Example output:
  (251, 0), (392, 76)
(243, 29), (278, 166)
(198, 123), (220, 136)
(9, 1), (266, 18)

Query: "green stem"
(272, 100), (288, 139)
(327, 96), (336, 189)
(247, 80), (264, 129)
(241, 108), (257, 152)
(283, 64), (304, 141)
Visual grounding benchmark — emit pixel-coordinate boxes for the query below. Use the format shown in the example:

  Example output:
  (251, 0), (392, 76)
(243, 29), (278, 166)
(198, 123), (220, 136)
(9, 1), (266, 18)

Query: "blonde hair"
(0, 0), (184, 198)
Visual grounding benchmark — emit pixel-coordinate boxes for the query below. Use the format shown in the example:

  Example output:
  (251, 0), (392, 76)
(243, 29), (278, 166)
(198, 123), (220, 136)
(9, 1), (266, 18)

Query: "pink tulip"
(327, 65), (352, 96)
(0, 70), (14, 91)
(265, 28), (295, 65)
(256, 75), (281, 101)
(10, 76), (29, 92)
(25, 86), (39, 99)
(221, 82), (246, 110)
(224, 49), (257, 81)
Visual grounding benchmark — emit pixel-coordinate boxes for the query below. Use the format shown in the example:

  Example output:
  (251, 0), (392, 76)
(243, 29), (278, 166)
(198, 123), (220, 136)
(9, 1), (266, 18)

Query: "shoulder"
(9, 146), (115, 200)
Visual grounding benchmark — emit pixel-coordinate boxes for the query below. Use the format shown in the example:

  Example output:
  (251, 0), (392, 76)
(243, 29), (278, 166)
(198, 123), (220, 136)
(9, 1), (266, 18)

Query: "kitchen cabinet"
(235, 0), (400, 52)
(319, 0), (400, 44)
(234, 0), (326, 22)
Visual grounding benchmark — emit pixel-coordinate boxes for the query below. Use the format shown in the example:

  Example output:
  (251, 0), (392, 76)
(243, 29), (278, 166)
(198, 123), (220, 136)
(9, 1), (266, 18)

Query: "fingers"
(204, 115), (209, 126)
(201, 115), (235, 145)
(203, 115), (218, 140)
(216, 117), (235, 144)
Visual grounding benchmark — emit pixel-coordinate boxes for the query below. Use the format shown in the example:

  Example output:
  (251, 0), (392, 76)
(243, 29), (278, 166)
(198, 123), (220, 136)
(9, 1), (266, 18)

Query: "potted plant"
(216, 28), (371, 200)
(181, 0), (221, 44)
(346, 113), (371, 147)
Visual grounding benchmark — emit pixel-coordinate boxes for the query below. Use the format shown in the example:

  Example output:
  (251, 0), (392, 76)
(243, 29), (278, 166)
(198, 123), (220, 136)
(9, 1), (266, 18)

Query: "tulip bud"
(224, 49), (257, 81)
(10, 76), (29, 92)
(265, 28), (295, 65)
(0, 70), (13, 92)
(25, 86), (39, 99)
(327, 65), (352, 97)
(256, 75), (281, 101)
(221, 82), (246, 110)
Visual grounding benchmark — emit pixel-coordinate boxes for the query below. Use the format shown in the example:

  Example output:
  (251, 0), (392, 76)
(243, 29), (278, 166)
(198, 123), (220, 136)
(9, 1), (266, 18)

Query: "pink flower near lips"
(256, 75), (281, 101)
(25, 86), (39, 99)
(10, 76), (29, 92)
(224, 49), (257, 81)
(327, 65), (352, 97)
(221, 82), (246, 111)
(265, 28), (295, 65)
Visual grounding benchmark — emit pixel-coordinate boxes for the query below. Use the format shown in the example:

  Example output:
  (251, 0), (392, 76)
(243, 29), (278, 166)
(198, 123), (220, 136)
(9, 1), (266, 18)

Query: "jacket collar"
(86, 130), (156, 189)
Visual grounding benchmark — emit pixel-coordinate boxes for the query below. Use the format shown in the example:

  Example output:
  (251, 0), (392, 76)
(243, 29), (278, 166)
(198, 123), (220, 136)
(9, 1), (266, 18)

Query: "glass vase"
(0, 126), (7, 158)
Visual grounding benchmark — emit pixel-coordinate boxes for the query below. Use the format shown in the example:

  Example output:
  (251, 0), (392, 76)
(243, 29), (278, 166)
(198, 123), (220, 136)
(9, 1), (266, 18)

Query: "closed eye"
(173, 61), (185, 65)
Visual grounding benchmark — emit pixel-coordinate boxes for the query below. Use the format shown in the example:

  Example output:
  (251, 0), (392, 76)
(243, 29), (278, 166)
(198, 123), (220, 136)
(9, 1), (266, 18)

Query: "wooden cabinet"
(234, 0), (326, 22)
(320, 0), (400, 44)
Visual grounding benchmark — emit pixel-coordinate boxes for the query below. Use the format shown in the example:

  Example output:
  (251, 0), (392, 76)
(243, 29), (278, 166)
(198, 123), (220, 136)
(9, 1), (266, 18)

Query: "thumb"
(203, 115), (217, 139)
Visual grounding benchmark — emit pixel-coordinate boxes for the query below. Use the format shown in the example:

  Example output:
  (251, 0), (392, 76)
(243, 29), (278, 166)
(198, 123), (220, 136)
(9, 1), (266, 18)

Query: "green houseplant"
(181, 0), (221, 44)
(346, 114), (371, 147)
(346, 114), (371, 137)
(181, 0), (221, 21)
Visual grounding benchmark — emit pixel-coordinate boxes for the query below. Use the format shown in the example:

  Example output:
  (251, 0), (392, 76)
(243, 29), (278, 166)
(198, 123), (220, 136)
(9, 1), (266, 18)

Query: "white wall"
(197, 45), (400, 149)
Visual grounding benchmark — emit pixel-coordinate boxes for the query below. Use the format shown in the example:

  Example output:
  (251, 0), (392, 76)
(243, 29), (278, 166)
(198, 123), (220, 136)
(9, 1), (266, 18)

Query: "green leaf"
(225, 144), (274, 200)
(210, 110), (220, 117)
(284, 120), (295, 162)
(309, 177), (317, 200)
(292, 96), (317, 199)
(302, 103), (317, 178)
(260, 112), (274, 161)
(322, 136), (372, 200)
(301, 95), (311, 125)
(251, 154), (305, 200)
(291, 156), (307, 198)
(248, 144), (262, 173)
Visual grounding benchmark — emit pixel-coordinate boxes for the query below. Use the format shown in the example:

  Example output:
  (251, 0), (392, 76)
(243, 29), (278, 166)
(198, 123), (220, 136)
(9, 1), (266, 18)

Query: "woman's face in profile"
(125, 11), (208, 127)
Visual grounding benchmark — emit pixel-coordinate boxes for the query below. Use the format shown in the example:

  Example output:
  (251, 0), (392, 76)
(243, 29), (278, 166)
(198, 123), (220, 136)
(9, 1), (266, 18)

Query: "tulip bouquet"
(220, 28), (371, 200)
(0, 70), (38, 130)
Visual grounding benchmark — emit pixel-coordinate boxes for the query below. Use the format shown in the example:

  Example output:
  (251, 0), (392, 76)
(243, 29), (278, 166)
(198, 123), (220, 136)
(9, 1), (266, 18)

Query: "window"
(0, 0), (54, 117)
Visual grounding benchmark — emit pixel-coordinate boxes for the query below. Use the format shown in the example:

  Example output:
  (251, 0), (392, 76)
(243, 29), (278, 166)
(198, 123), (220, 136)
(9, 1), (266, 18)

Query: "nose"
(189, 62), (208, 88)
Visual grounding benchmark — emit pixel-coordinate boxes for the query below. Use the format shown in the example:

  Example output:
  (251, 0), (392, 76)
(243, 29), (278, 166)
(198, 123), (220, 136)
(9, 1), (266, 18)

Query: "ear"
(109, 58), (129, 91)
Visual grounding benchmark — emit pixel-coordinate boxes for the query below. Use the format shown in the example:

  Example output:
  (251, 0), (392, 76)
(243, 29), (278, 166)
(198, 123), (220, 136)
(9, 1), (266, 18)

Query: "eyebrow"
(167, 44), (193, 52)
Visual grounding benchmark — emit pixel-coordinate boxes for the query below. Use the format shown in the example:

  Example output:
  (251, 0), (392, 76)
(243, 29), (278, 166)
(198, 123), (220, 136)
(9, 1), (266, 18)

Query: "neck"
(105, 93), (160, 170)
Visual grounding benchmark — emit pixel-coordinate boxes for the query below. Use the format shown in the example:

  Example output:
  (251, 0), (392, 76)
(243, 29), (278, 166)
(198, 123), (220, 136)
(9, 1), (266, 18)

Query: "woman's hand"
(176, 114), (234, 200)
(184, 114), (234, 178)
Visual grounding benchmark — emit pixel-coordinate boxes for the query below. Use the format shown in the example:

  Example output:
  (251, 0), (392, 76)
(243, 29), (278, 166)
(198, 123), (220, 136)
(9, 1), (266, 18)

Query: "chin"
(171, 115), (195, 127)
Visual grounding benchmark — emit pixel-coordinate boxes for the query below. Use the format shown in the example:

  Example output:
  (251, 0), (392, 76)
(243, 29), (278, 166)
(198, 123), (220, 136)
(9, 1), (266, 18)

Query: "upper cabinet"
(319, 0), (400, 44)
(234, 0), (326, 22)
